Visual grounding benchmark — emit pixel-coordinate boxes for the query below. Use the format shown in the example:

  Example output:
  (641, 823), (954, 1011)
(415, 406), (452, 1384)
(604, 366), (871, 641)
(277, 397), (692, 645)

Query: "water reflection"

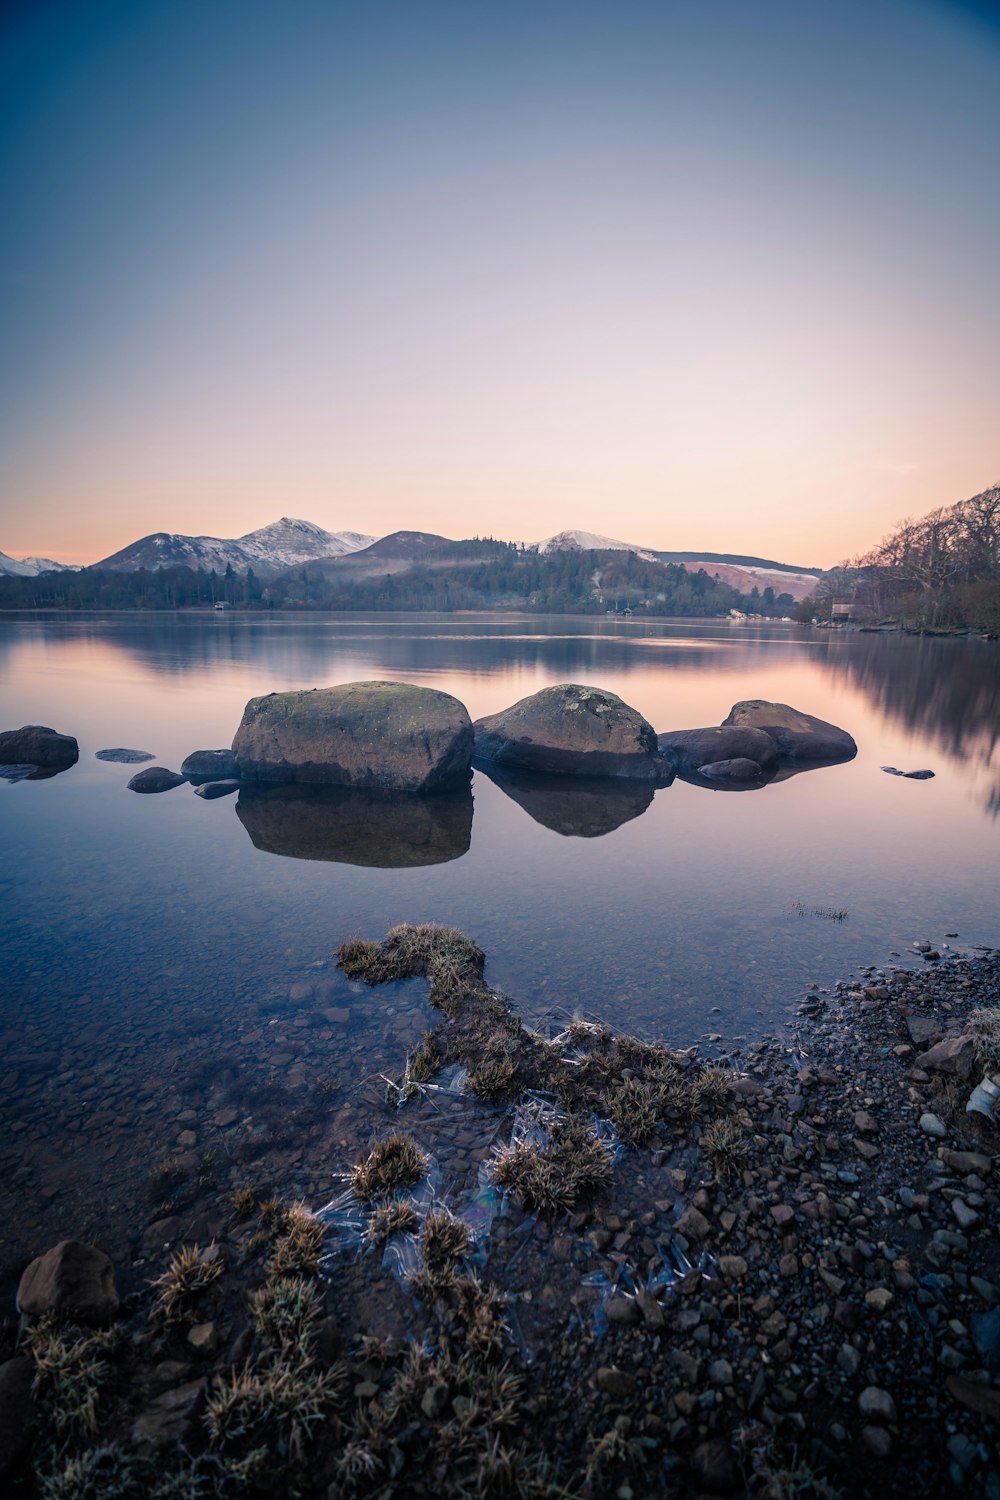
(475, 762), (656, 837)
(820, 633), (1000, 817)
(235, 783), (474, 867)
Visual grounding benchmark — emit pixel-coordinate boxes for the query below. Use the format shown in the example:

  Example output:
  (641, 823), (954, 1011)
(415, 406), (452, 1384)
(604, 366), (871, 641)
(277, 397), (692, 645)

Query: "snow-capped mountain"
(0, 550), (76, 577)
(94, 518), (375, 574)
(531, 529), (658, 562)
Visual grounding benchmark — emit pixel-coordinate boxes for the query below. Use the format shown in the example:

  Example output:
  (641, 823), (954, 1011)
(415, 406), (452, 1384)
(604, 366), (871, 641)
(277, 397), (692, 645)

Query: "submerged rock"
(232, 680), (473, 792)
(181, 748), (239, 781)
(658, 724), (779, 773)
(723, 700), (856, 760)
(236, 783), (473, 867)
(474, 683), (670, 780)
(17, 1239), (119, 1325)
(0, 725), (78, 768)
(126, 766), (187, 793)
(95, 748), (155, 764)
(882, 765), (935, 780)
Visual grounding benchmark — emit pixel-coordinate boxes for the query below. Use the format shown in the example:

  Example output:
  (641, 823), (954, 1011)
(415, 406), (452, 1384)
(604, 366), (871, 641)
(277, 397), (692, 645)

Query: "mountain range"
(0, 517), (823, 599)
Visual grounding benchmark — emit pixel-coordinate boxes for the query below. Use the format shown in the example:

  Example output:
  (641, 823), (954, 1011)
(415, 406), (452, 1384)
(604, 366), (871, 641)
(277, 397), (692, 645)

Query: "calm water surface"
(1, 613), (997, 1270)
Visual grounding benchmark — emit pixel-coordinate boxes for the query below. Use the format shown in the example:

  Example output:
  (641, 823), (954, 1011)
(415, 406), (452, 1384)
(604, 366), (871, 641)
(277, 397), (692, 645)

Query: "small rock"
(952, 1198), (979, 1231)
(770, 1204), (795, 1227)
(858, 1386), (897, 1422)
(187, 1322), (217, 1354)
(675, 1205), (711, 1241)
(915, 1035), (978, 1082)
(595, 1366), (637, 1400)
(919, 1113), (948, 1138)
(718, 1255), (748, 1279)
(421, 1384), (450, 1419)
(605, 1297), (640, 1327)
(127, 766), (186, 793)
(865, 1288), (894, 1313)
(132, 1380), (207, 1452)
(837, 1343), (861, 1376)
(862, 1425), (894, 1457)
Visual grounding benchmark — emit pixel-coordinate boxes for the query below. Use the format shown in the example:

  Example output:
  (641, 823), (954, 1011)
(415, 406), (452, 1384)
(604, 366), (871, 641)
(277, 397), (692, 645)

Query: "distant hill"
(0, 549), (76, 577)
(94, 517), (374, 574)
(532, 529), (657, 562)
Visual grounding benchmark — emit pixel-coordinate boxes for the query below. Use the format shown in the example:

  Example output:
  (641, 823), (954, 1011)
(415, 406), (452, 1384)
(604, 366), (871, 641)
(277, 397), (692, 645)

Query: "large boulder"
(0, 725), (78, 767)
(17, 1240), (119, 1326)
(181, 749), (239, 781)
(473, 684), (670, 780)
(232, 681), (473, 792)
(657, 724), (779, 773)
(722, 701), (856, 760)
(236, 784), (472, 867)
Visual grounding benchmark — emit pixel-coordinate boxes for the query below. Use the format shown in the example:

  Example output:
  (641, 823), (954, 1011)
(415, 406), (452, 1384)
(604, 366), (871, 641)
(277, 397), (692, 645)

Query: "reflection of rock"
(678, 756), (849, 793)
(181, 748), (239, 780)
(193, 779), (240, 800)
(658, 725), (779, 773)
(723, 700), (856, 760)
(95, 748), (155, 764)
(477, 763), (656, 837)
(233, 680), (473, 791)
(474, 683), (670, 780)
(127, 766), (187, 793)
(236, 784), (473, 867)
(0, 725), (78, 768)
(881, 766), (935, 780)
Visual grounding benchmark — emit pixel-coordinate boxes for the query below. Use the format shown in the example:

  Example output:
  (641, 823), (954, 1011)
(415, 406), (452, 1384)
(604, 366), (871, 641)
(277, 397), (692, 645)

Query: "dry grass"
(604, 1076), (659, 1147)
(352, 1131), (430, 1201)
(492, 1113), (614, 1215)
(25, 1316), (117, 1438)
(267, 1202), (325, 1279)
(700, 1116), (752, 1178)
(149, 1242), (224, 1325)
(968, 1007), (1000, 1070)
(361, 1197), (421, 1249)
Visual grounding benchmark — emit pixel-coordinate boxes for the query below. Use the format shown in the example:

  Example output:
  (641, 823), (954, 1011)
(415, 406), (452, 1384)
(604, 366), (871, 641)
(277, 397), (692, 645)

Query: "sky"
(0, 0), (998, 568)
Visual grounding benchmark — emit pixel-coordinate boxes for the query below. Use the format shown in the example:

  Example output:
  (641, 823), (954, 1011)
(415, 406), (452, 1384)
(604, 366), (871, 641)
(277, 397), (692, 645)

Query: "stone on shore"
(233, 681), (473, 792)
(0, 725), (79, 767)
(657, 724), (780, 773)
(180, 748), (240, 780)
(127, 766), (187, 793)
(17, 1239), (119, 1325)
(722, 700), (857, 760)
(473, 683), (670, 780)
(914, 1033), (978, 1081)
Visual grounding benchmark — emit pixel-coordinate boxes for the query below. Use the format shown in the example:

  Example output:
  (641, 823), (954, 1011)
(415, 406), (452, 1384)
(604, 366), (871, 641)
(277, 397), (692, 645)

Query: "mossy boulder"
(232, 680), (473, 792)
(473, 684), (670, 780)
(723, 700), (856, 760)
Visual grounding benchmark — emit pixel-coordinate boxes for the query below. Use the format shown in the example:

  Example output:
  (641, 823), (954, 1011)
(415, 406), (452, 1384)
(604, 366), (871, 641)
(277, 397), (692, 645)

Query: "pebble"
(919, 1113), (948, 1138)
(858, 1386), (897, 1422)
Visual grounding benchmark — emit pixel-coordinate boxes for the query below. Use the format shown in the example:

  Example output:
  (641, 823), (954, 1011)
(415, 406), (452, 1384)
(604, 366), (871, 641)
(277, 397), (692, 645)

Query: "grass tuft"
(352, 1131), (430, 1201)
(150, 1242), (224, 1325)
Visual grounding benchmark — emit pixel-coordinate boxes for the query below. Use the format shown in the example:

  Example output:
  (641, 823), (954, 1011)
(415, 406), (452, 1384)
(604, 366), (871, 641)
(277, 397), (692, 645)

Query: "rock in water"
(0, 725), (78, 767)
(181, 748), (239, 780)
(723, 700), (856, 760)
(232, 680), (473, 792)
(17, 1240), (119, 1325)
(473, 683), (670, 780)
(193, 779), (241, 800)
(697, 757), (766, 782)
(658, 724), (779, 772)
(95, 748), (155, 763)
(127, 766), (187, 793)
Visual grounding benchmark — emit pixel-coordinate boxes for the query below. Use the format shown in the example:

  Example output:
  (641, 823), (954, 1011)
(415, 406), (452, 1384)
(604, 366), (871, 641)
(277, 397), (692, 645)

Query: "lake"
(1, 611), (998, 1274)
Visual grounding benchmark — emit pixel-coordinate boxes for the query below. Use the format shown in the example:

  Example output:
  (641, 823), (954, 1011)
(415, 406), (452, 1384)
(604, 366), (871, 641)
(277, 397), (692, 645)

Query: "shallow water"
(1, 612), (998, 1269)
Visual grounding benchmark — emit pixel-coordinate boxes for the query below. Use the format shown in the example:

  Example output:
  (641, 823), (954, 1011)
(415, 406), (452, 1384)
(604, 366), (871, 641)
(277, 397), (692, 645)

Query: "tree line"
(0, 544), (795, 618)
(796, 483), (1000, 632)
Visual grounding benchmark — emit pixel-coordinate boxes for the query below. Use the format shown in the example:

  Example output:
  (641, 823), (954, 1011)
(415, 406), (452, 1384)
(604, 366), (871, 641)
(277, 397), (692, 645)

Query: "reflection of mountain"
(476, 762), (655, 837)
(235, 784), (473, 868)
(821, 634), (1000, 816)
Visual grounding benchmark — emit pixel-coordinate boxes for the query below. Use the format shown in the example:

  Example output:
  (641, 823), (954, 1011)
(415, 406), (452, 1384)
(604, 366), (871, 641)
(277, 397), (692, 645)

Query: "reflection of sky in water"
(1, 614), (998, 1048)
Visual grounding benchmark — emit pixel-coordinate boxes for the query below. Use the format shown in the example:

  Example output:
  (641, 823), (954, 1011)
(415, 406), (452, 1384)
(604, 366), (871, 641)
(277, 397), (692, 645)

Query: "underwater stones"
(657, 724), (780, 773)
(180, 748), (239, 780)
(232, 680), (473, 792)
(17, 1239), (119, 1326)
(473, 683), (670, 780)
(126, 766), (187, 793)
(722, 700), (857, 761)
(0, 724), (78, 768)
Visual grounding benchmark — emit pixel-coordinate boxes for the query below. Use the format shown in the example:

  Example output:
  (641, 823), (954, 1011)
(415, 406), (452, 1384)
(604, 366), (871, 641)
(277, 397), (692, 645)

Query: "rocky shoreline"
(2, 934), (998, 1499)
